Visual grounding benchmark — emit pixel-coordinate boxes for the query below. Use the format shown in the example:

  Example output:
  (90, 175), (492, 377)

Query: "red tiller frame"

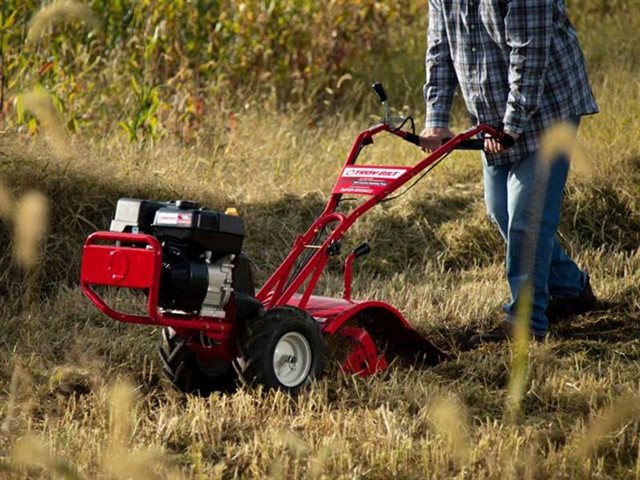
(257, 123), (502, 310)
(80, 231), (235, 340)
(79, 122), (502, 376)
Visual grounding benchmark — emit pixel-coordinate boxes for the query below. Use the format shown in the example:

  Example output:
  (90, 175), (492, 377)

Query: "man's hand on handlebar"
(417, 125), (517, 153)
(419, 127), (455, 153)
(485, 131), (519, 154)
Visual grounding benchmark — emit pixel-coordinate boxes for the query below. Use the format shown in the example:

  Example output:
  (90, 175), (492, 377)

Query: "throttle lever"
(372, 82), (388, 103)
(372, 82), (391, 123)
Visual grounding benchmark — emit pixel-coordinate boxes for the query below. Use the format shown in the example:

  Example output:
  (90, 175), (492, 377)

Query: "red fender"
(287, 295), (449, 367)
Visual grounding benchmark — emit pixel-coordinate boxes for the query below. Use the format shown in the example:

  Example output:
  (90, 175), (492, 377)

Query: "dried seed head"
(428, 395), (471, 466)
(0, 178), (14, 222)
(27, 0), (99, 43)
(13, 191), (49, 270)
(12, 435), (51, 469)
(539, 121), (579, 166)
(108, 379), (135, 448)
(21, 88), (69, 156)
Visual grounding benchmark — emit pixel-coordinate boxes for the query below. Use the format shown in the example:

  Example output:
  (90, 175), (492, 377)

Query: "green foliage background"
(2, 0), (638, 142)
(1, 0), (426, 141)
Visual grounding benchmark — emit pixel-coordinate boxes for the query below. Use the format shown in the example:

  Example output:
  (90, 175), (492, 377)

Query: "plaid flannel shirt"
(424, 0), (598, 165)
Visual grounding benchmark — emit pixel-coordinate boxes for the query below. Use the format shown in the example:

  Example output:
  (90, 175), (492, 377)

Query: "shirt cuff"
(425, 109), (451, 129)
(502, 106), (529, 136)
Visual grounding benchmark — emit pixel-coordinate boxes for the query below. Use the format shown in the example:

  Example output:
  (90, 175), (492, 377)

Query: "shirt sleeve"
(424, 0), (458, 129)
(503, 1), (554, 135)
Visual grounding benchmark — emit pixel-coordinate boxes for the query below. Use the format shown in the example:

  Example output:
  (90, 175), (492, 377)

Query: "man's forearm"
(503, 1), (554, 135)
(425, 0), (458, 129)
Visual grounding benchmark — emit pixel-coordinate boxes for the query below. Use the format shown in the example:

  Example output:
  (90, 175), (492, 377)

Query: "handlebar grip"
(404, 129), (514, 151)
(372, 82), (388, 103)
(441, 137), (485, 150)
(353, 242), (372, 258)
(455, 138), (486, 150)
(497, 132), (515, 148)
(443, 133), (516, 150)
(405, 134), (484, 150)
(403, 132), (422, 146)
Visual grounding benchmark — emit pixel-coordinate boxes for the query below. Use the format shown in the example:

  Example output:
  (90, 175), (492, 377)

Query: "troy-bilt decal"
(341, 167), (408, 179)
(332, 166), (409, 195)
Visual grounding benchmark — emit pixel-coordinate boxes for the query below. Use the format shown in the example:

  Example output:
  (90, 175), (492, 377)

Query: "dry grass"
(0, 70), (639, 478)
(1, 3), (640, 477)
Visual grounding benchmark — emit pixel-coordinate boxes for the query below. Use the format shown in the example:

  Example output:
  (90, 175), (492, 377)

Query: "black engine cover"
(110, 198), (259, 316)
(152, 201), (245, 254)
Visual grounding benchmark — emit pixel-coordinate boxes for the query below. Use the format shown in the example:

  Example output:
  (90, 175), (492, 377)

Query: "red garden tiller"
(79, 84), (513, 394)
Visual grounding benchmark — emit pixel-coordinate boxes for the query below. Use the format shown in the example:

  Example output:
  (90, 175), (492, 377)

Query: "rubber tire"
(240, 306), (325, 394)
(158, 328), (237, 396)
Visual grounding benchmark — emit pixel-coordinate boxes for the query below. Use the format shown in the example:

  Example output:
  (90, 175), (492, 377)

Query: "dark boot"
(469, 321), (546, 348)
(547, 275), (598, 323)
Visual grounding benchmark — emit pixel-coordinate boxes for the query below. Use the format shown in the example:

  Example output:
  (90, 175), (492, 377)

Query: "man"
(419, 0), (599, 344)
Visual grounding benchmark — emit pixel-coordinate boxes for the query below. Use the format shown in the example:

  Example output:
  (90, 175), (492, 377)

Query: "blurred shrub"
(0, 0), (637, 142)
(1, 0), (424, 141)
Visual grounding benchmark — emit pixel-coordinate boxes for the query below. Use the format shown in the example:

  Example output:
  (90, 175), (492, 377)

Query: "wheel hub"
(273, 332), (312, 387)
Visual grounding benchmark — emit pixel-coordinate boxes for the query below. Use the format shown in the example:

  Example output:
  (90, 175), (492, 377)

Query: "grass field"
(2, 1), (640, 479)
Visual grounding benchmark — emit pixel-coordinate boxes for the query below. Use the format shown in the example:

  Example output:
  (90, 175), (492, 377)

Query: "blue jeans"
(482, 145), (586, 335)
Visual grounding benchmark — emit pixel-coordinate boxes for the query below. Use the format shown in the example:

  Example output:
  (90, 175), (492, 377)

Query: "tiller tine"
(358, 315), (450, 366)
(336, 311), (449, 377)
(339, 326), (388, 377)
(388, 325), (450, 366)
